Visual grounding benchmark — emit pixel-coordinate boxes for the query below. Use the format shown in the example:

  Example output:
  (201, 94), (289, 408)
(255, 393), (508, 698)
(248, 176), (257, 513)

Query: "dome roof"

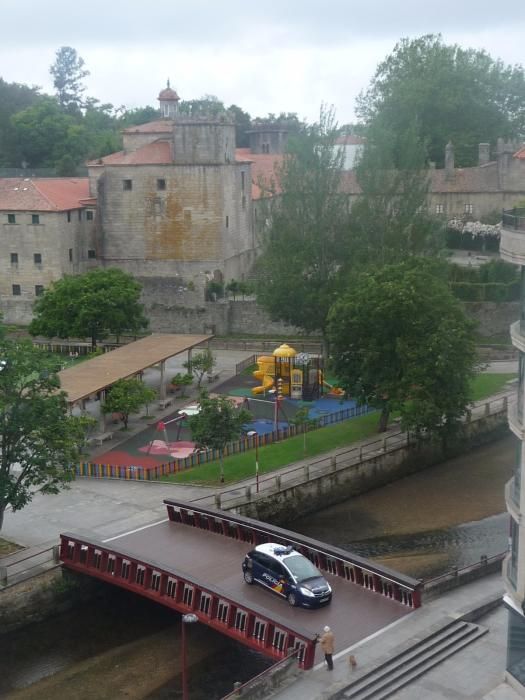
(273, 343), (296, 358)
(158, 86), (179, 101)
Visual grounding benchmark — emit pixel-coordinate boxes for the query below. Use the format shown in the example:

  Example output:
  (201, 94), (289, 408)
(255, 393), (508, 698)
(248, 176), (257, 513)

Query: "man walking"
(319, 625), (335, 670)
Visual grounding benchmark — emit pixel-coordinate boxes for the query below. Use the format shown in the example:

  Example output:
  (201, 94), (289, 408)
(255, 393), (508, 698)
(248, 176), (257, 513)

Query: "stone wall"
(464, 301), (519, 339)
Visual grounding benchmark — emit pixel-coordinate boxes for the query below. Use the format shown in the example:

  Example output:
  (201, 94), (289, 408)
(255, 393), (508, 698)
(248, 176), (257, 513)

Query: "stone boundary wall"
(228, 409), (509, 526)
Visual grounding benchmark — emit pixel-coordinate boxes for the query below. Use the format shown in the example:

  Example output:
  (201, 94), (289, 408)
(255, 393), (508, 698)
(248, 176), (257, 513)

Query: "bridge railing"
(164, 499), (422, 609)
(59, 532), (317, 669)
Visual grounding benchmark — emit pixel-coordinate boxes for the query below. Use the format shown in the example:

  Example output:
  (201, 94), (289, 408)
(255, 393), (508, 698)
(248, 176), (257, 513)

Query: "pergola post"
(99, 389), (107, 432)
(160, 360), (167, 399)
(187, 348), (193, 371)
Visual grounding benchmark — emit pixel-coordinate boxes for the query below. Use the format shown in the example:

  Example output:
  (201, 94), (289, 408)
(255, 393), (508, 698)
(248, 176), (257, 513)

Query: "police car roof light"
(273, 545), (293, 556)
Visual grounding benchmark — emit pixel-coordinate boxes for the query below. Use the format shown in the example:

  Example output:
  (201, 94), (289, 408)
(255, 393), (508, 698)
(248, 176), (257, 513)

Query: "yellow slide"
(252, 370), (274, 395)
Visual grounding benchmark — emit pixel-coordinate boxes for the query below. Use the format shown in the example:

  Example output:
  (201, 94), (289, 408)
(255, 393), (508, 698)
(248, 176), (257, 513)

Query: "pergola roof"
(58, 333), (212, 405)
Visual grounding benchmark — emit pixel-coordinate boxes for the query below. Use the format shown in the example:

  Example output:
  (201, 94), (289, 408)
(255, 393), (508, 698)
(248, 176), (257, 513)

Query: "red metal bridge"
(60, 500), (421, 669)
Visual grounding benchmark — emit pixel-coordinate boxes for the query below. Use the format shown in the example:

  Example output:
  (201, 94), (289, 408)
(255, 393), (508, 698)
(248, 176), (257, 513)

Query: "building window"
(226, 215), (229, 228)
(157, 179), (166, 191)
(31, 214), (40, 225)
(35, 285), (44, 297)
(86, 210), (94, 221)
(34, 253), (42, 265)
(435, 204), (444, 214)
(88, 249), (96, 259)
(123, 180), (132, 191)
(241, 171), (245, 192)
(10, 253), (18, 266)
(464, 203), (473, 214)
(69, 248), (73, 262)
(7, 214), (16, 224)
(12, 284), (21, 296)
(67, 211), (71, 223)
(78, 210), (82, 221)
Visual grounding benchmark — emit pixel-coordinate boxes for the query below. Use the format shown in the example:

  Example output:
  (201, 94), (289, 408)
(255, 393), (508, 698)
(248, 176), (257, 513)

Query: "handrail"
(220, 649), (298, 699)
(423, 551), (506, 587)
(503, 208), (525, 231)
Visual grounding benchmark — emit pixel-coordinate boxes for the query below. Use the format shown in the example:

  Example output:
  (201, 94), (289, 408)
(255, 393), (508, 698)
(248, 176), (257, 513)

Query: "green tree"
(50, 46), (89, 112)
(255, 106), (350, 347)
(188, 392), (252, 482)
(0, 78), (42, 166)
(226, 279), (240, 300)
(179, 95), (226, 119)
(227, 104), (252, 147)
(29, 268), (149, 349)
(184, 349), (216, 388)
(290, 406), (318, 456)
(0, 338), (92, 531)
(349, 122), (443, 267)
(101, 379), (156, 430)
(328, 259), (478, 438)
(357, 34), (525, 167)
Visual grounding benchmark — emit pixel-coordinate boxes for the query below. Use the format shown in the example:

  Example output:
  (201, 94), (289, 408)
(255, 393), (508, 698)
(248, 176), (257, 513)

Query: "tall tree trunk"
(0, 505), (5, 532)
(91, 334), (97, 350)
(378, 404), (390, 432)
(219, 451), (224, 483)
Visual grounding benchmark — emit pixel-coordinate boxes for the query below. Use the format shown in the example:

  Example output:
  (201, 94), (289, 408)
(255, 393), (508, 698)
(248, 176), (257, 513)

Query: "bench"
(158, 397), (174, 409)
(89, 431), (113, 446)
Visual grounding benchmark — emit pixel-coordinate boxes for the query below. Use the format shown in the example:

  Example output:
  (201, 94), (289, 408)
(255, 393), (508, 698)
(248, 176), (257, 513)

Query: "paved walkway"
(270, 574), (516, 700)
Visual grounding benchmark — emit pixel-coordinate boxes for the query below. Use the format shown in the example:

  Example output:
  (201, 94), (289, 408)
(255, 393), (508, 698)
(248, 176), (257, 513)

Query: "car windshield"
(283, 554), (321, 581)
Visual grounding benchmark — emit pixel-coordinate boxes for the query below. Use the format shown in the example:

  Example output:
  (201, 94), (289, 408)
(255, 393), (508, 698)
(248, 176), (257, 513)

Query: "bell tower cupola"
(158, 79), (180, 119)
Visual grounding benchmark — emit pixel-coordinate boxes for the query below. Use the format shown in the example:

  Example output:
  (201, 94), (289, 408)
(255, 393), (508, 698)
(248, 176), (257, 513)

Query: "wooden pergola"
(58, 333), (212, 407)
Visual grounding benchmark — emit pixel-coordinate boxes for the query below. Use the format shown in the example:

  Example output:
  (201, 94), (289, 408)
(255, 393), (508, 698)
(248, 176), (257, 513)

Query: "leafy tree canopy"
(356, 34), (525, 166)
(29, 268), (149, 348)
(184, 349), (216, 388)
(0, 337), (92, 530)
(328, 258), (478, 438)
(349, 122), (444, 267)
(101, 379), (156, 429)
(255, 106), (351, 342)
(50, 46), (90, 112)
(189, 392), (252, 482)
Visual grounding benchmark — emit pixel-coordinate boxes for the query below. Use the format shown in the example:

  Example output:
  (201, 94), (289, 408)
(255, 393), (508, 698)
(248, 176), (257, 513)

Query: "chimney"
(478, 143), (490, 166)
(497, 137), (510, 189)
(445, 141), (455, 180)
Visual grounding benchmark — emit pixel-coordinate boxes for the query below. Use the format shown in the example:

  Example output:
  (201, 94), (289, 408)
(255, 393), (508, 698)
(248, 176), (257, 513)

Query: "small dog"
(348, 655), (357, 670)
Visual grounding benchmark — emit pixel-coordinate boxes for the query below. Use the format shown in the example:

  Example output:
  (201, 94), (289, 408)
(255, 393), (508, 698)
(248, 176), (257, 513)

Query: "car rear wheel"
(287, 592), (297, 607)
(244, 570), (254, 584)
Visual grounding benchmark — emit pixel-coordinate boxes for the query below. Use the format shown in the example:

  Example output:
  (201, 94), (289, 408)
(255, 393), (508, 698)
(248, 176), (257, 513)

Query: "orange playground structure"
(252, 343), (344, 400)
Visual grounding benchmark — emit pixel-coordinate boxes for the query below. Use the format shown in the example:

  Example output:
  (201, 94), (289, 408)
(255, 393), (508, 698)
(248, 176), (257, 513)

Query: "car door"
(249, 551), (266, 583)
(267, 559), (287, 597)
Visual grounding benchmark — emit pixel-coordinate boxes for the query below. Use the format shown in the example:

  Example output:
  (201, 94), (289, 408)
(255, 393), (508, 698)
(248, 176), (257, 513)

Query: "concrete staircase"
(335, 620), (488, 700)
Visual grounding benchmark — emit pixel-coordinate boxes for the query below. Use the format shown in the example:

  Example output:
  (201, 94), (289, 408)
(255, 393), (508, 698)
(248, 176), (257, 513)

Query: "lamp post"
(247, 430), (260, 493)
(181, 613), (198, 700)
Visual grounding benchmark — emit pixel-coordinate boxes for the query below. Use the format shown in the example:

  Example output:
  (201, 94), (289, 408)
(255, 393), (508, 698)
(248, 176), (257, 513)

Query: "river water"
(1, 435), (514, 698)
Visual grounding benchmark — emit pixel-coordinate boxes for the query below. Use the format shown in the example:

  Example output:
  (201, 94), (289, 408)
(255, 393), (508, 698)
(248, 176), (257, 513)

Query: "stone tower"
(158, 80), (180, 119)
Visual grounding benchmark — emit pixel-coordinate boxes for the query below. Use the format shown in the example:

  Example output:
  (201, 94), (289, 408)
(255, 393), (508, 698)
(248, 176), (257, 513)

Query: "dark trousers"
(325, 653), (333, 670)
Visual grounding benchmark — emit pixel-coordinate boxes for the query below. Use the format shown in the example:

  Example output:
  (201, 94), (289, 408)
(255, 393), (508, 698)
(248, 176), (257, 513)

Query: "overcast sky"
(2, 0), (525, 124)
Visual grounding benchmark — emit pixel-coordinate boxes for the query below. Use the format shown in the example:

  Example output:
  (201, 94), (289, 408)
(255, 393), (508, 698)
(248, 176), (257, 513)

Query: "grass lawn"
(161, 372), (516, 487)
(0, 537), (21, 557)
(471, 373), (516, 401)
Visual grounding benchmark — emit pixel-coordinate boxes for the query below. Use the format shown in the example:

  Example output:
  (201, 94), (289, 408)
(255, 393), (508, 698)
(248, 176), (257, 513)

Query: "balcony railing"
(503, 208), (525, 231)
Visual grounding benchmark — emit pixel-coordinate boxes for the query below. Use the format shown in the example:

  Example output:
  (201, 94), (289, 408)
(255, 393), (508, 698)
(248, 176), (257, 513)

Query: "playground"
(91, 343), (365, 471)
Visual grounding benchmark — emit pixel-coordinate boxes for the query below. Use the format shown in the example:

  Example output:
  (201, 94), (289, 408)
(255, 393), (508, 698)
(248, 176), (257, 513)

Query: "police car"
(242, 542), (332, 608)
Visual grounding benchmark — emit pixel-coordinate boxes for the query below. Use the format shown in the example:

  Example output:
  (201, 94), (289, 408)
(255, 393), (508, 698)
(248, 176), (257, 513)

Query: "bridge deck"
(110, 520), (411, 662)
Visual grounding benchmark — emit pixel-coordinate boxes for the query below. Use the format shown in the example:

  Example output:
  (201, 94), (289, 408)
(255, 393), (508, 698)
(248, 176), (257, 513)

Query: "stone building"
(499, 207), (525, 693)
(0, 178), (97, 323)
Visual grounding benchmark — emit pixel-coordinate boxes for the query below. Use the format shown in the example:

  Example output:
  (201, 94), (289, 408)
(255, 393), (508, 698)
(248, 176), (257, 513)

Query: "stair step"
(340, 622), (487, 700)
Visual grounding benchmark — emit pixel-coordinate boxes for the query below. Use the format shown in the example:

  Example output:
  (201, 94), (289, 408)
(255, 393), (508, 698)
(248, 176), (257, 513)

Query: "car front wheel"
(287, 592), (297, 607)
(244, 570), (254, 585)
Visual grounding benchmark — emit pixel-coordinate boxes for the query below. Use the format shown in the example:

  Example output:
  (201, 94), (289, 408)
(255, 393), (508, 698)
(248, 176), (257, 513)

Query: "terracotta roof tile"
(0, 178), (90, 212)
(235, 148), (283, 199)
(122, 120), (173, 134)
(87, 140), (172, 166)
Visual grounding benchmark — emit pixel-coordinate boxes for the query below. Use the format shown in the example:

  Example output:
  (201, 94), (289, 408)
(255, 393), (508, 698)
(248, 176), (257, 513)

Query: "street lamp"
(181, 613), (198, 700)
(247, 430), (260, 493)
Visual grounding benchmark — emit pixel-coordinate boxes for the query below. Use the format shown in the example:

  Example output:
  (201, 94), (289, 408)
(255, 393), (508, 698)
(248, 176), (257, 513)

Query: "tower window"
(35, 285), (44, 297)
(32, 214), (40, 224)
(226, 215), (229, 228)
(8, 214), (16, 224)
(34, 253), (42, 265)
(67, 211), (71, 222)
(69, 248), (73, 262)
(123, 179), (132, 191)
(10, 253), (18, 265)
(86, 210), (94, 221)
(241, 171), (245, 192)
(88, 249), (97, 259)
(157, 179), (166, 191)
(12, 284), (21, 296)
